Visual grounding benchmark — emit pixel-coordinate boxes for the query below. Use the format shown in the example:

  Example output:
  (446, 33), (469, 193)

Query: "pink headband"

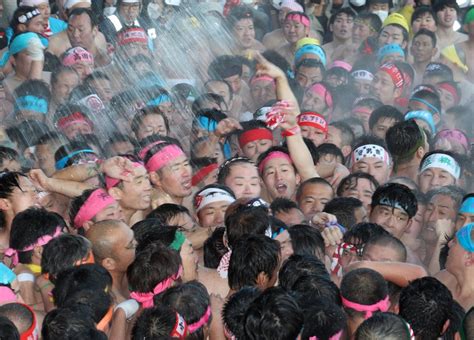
(330, 60), (352, 72)
(188, 306), (212, 333)
(309, 330), (343, 340)
(105, 162), (143, 189)
(250, 75), (276, 87)
(286, 13), (310, 27)
(437, 83), (460, 105)
(138, 140), (165, 160)
(62, 47), (94, 67)
(5, 227), (62, 266)
(341, 295), (390, 319)
(436, 129), (469, 152)
(0, 286), (17, 304)
(130, 265), (183, 308)
(308, 83), (333, 110)
(258, 151), (292, 174)
(145, 145), (185, 173)
(73, 189), (116, 228)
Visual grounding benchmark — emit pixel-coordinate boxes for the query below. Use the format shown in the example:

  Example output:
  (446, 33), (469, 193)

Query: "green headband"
(465, 8), (474, 25)
(170, 231), (186, 251)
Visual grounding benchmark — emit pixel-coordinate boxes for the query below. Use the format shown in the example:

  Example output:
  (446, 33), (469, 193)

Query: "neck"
(333, 37), (351, 46)
(413, 60), (431, 73)
(110, 271), (129, 301)
(437, 25), (454, 37)
(120, 206), (137, 225)
(453, 268), (474, 299)
(393, 161), (419, 182)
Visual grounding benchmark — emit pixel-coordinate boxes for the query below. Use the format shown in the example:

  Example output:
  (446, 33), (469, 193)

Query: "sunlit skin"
(197, 201), (232, 229)
(352, 157), (391, 185)
(418, 168), (456, 193)
(298, 182), (334, 219)
(115, 166), (152, 211)
(369, 205), (411, 239)
(233, 18), (255, 49)
(378, 25), (407, 49)
(412, 12), (437, 34)
(261, 157), (300, 200)
(339, 178), (376, 211)
(224, 163), (261, 200)
(94, 202), (124, 223)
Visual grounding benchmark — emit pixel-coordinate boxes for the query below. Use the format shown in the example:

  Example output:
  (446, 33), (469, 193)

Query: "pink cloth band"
(130, 265), (183, 308)
(250, 75), (276, 87)
(330, 60), (352, 72)
(309, 330), (343, 340)
(341, 295), (390, 319)
(145, 145), (185, 173)
(286, 13), (310, 27)
(308, 83), (333, 110)
(105, 162), (143, 189)
(188, 306), (212, 333)
(436, 129), (469, 152)
(258, 151), (292, 174)
(138, 141), (165, 160)
(73, 189), (116, 228)
(62, 47), (94, 67)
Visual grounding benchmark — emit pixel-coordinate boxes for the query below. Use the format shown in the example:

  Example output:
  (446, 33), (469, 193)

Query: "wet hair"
(204, 79), (234, 101)
(53, 103), (91, 127)
(42, 305), (107, 340)
(83, 71), (111, 86)
(227, 5), (254, 28)
(228, 234), (279, 290)
(343, 222), (390, 253)
(288, 224), (325, 260)
(368, 105), (403, 131)
(295, 58), (326, 77)
(203, 227), (227, 269)
(413, 28), (437, 47)
(103, 132), (136, 157)
(244, 287), (303, 340)
(208, 55), (243, 79)
(423, 62), (454, 82)
(130, 107), (170, 139)
(41, 234), (91, 284)
(363, 233), (407, 262)
(68, 188), (99, 232)
(130, 218), (164, 245)
(191, 93), (227, 115)
(154, 281), (211, 340)
(296, 177), (333, 202)
(51, 66), (79, 88)
(63, 289), (112, 324)
(329, 7), (356, 25)
(279, 254), (330, 291)
(132, 304), (186, 340)
(134, 224), (183, 254)
(270, 197), (300, 215)
(145, 203), (191, 224)
(0, 315), (19, 339)
(410, 89), (441, 115)
(0, 147), (19, 171)
(301, 299), (347, 340)
(323, 197), (364, 229)
(354, 97), (384, 111)
(399, 277), (453, 339)
(386, 119), (424, 164)
(34, 131), (63, 148)
(340, 268), (388, 319)
(0, 171), (27, 229)
(7, 120), (50, 154)
(337, 172), (379, 197)
(0, 304), (32, 339)
(222, 286), (260, 339)
(330, 121), (355, 147)
(355, 312), (413, 340)
(9, 208), (66, 264)
(371, 183), (418, 218)
(68, 8), (98, 27)
(291, 273), (342, 306)
(13, 79), (51, 105)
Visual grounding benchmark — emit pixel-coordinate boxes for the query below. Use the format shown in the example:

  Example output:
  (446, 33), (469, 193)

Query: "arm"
(426, 219), (455, 275)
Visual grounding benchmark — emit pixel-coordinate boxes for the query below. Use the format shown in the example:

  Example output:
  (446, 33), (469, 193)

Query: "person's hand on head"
(101, 157), (136, 182)
(29, 169), (51, 192)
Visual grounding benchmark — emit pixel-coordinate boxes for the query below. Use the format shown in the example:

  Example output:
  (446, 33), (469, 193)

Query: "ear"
(0, 198), (11, 211)
(92, 25), (99, 38)
(101, 257), (116, 271)
(441, 319), (450, 336)
(256, 271), (269, 289)
(415, 146), (426, 160)
(401, 41), (408, 50)
(108, 187), (123, 201)
(295, 173), (301, 186)
(149, 171), (161, 187)
(404, 218), (413, 233)
(341, 145), (352, 158)
(33, 245), (43, 259)
(329, 23), (334, 33)
(432, 47), (438, 58)
(465, 252), (474, 267)
(394, 86), (403, 99)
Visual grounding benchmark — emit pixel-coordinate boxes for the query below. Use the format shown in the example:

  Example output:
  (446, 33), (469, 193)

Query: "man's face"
(302, 90), (327, 116)
(422, 194), (457, 243)
(90, 78), (114, 103)
(72, 62), (94, 80)
(26, 15), (46, 35)
(418, 168), (456, 193)
(340, 178), (376, 211)
(331, 13), (354, 41)
(224, 74), (241, 94)
(52, 71), (80, 105)
(156, 155), (193, 199)
(37, 2), (51, 19)
(411, 34), (436, 63)
(456, 211), (474, 231)
(296, 66), (323, 89)
(298, 183), (334, 219)
(370, 205), (411, 239)
(283, 19), (308, 44)
(251, 80), (276, 108)
(437, 87), (456, 112)
(371, 70), (399, 105)
(352, 157), (391, 185)
(136, 114), (168, 140)
(198, 200), (231, 229)
(378, 25), (406, 48)
(61, 121), (93, 140)
(241, 139), (273, 162)
(412, 12), (437, 34)
(275, 230), (293, 261)
(110, 223), (137, 272)
(437, 6), (457, 28)
(94, 201), (124, 222)
(35, 143), (59, 176)
(261, 157), (300, 200)
(368, 3), (389, 12)
(301, 125), (326, 147)
(326, 126), (343, 149)
(67, 13), (96, 49)
(233, 18), (255, 49)
(119, 165), (152, 210)
(119, 1), (140, 24)
(371, 117), (398, 139)
(180, 237), (199, 282)
(445, 235), (468, 275)
(206, 81), (231, 109)
(224, 163), (261, 200)
(118, 42), (150, 60)
(362, 243), (403, 262)
(8, 177), (38, 214)
(353, 20), (372, 44)
(353, 79), (373, 97)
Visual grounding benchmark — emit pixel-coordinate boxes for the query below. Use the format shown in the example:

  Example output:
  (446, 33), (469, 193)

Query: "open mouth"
(276, 183), (288, 195)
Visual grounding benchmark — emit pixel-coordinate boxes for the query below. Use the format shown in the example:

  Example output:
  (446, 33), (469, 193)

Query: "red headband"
(379, 63), (404, 89)
(117, 27), (148, 46)
(437, 83), (460, 105)
(191, 163), (218, 186)
(20, 303), (37, 340)
(297, 112), (328, 133)
(238, 128), (273, 148)
(286, 13), (310, 27)
(56, 112), (92, 130)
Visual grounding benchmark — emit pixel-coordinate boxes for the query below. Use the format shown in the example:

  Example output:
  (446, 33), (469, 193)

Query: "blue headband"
(459, 197), (474, 214)
(55, 149), (95, 170)
(146, 94), (171, 107)
(0, 263), (16, 285)
(14, 95), (48, 114)
(456, 223), (474, 252)
(197, 116), (217, 132)
(409, 97), (440, 115)
(295, 44), (326, 66)
(405, 110), (436, 134)
(377, 43), (405, 63)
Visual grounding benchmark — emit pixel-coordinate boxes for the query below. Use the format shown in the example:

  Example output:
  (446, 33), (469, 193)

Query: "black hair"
(132, 304), (186, 340)
(386, 119), (424, 164)
(10, 6), (41, 32)
(9, 208), (66, 264)
(433, 0), (460, 13)
(337, 171), (379, 197)
(399, 277), (454, 339)
(191, 93), (226, 115)
(127, 243), (181, 294)
(153, 281), (211, 340)
(52, 264), (112, 308)
(0, 315), (19, 339)
(354, 97), (384, 110)
(340, 268), (388, 319)
(296, 177), (333, 202)
(270, 197), (299, 215)
(51, 66), (79, 87)
(410, 89), (442, 115)
(301, 299), (347, 340)
(244, 287), (303, 340)
(423, 62), (454, 82)
(228, 234), (279, 290)
(145, 204), (191, 224)
(13, 79), (51, 104)
(130, 107), (170, 139)
(0, 171), (27, 225)
(330, 121), (355, 148)
(54, 141), (96, 169)
(0, 147), (19, 171)
(41, 234), (91, 284)
(343, 222), (390, 253)
(355, 312), (413, 340)
(371, 182), (418, 218)
(444, 300), (466, 340)
(329, 7), (356, 25)
(356, 12), (383, 32)
(68, 8), (98, 27)
(7, 123), (50, 154)
(295, 58), (326, 76)
(262, 50), (291, 77)
(363, 233), (407, 262)
(134, 224), (183, 254)
(217, 156), (254, 184)
(63, 289), (112, 324)
(68, 188), (98, 231)
(290, 273), (342, 306)
(103, 132), (136, 157)
(203, 227), (227, 269)
(204, 79), (234, 101)
(413, 28), (437, 47)
(288, 224), (325, 260)
(368, 105), (403, 130)
(279, 254), (330, 291)
(53, 103), (90, 126)
(34, 131), (63, 147)
(222, 286), (260, 339)
(323, 197), (364, 229)
(208, 55), (242, 79)
(461, 306), (474, 340)
(83, 71), (111, 85)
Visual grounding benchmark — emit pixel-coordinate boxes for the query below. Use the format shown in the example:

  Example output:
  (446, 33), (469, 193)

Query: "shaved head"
(86, 219), (131, 263)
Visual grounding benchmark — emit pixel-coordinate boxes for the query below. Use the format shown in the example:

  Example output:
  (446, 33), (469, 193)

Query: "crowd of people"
(0, 0), (472, 338)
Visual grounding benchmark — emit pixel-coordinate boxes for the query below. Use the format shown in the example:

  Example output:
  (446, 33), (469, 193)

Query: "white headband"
(64, 0), (91, 9)
(351, 70), (374, 81)
(420, 153), (461, 179)
(194, 188), (235, 212)
(20, 0), (48, 6)
(351, 144), (390, 165)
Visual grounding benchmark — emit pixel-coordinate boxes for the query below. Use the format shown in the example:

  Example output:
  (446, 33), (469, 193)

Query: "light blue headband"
(14, 95), (48, 114)
(459, 197), (474, 214)
(9, 32), (39, 55)
(377, 43), (405, 63)
(146, 94), (171, 107)
(405, 110), (436, 134)
(456, 223), (474, 252)
(197, 116), (217, 132)
(409, 96), (440, 115)
(55, 149), (95, 170)
(294, 44), (326, 66)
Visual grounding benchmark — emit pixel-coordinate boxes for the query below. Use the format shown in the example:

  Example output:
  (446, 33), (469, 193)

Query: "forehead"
(381, 25), (403, 35)
(414, 34), (433, 42)
(375, 204), (407, 215)
(334, 13), (352, 21)
(229, 163), (258, 176)
(69, 13), (92, 25)
(264, 156), (292, 168)
(303, 182), (333, 195)
(376, 70), (393, 83)
(235, 18), (253, 26)
(430, 194), (455, 206)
